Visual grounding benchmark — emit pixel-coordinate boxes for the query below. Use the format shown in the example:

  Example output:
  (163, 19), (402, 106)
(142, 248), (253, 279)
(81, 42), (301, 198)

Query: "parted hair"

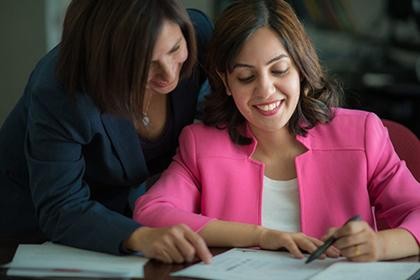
(57, 0), (197, 120)
(203, 0), (343, 145)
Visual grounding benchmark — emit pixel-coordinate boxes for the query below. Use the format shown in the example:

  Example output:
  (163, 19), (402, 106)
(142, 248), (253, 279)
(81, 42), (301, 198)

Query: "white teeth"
(256, 101), (281, 112)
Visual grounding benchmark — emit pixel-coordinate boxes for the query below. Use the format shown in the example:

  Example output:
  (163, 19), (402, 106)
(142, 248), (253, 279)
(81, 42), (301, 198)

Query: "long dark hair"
(57, 0), (197, 120)
(203, 0), (343, 145)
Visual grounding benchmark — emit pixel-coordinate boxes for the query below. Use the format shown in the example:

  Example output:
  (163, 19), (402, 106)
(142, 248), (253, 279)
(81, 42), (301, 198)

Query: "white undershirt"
(261, 176), (300, 232)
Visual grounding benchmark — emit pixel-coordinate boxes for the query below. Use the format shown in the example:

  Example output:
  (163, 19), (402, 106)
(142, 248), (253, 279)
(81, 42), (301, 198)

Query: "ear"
(217, 71), (232, 96)
(216, 71), (228, 87)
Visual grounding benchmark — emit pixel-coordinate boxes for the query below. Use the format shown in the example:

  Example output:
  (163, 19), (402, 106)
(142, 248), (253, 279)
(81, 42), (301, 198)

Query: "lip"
(254, 100), (283, 116)
(150, 79), (177, 90)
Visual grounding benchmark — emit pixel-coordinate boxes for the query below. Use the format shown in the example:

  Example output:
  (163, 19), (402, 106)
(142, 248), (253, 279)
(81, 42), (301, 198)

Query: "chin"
(153, 83), (178, 94)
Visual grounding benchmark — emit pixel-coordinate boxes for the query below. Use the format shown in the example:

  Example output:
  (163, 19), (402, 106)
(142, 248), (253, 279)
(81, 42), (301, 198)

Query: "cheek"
(146, 72), (154, 84)
(292, 83), (301, 103)
(231, 93), (252, 117)
(147, 68), (158, 83)
(284, 74), (301, 102)
(177, 48), (188, 64)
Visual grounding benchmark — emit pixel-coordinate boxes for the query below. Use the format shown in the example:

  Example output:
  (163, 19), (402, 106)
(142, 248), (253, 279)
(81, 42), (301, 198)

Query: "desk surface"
(1, 239), (419, 280)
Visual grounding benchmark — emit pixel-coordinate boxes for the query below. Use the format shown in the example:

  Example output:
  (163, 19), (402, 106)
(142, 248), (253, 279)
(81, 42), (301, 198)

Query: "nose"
(156, 57), (177, 82)
(255, 73), (276, 98)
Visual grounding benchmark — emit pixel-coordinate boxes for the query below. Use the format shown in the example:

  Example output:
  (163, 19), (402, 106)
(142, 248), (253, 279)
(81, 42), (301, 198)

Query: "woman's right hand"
(258, 228), (340, 259)
(124, 224), (212, 264)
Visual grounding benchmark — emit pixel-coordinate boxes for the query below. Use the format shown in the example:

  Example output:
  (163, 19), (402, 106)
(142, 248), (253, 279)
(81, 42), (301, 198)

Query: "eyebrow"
(232, 54), (288, 69)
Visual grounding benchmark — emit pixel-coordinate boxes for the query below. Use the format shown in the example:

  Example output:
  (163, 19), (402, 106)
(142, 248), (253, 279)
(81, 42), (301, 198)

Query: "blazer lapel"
(101, 113), (148, 183)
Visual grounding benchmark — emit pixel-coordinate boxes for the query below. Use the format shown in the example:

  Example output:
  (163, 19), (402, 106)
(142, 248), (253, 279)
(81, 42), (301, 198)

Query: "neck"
(249, 124), (307, 180)
(251, 125), (297, 157)
(136, 93), (168, 140)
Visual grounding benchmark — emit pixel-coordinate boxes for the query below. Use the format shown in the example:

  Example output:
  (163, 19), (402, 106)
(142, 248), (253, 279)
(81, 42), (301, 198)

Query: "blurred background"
(1, 0), (419, 136)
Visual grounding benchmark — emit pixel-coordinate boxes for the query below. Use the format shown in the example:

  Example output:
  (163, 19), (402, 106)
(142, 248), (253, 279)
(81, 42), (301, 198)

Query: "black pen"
(305, 215), (361, 264)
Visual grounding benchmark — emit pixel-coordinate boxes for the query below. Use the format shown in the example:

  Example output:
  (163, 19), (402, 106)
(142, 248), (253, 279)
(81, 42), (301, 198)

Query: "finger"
(309, 238), (323, 248)
(172, 234), (196, 263)
(283, 240), (304, 259)
(164, 241), (185, 264)
(335, 221), (365, 239)
(322, 227), (338, 241)
(334, 229), (368, 250)
(183, 227), (212, 264)
(154, 246), (175, 264)
(309, 238), (340, 258)
(324, 245), (341, 258)
(341, 244), (369, 261)
(299, 237), (320, 255)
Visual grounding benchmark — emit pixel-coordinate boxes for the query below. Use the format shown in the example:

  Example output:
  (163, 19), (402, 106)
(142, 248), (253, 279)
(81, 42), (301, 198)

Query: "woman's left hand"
(324, 220), (384, 262)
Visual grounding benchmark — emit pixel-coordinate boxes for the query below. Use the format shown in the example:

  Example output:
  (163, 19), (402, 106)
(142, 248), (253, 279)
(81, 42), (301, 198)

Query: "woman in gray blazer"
(0, 0), (212, 264)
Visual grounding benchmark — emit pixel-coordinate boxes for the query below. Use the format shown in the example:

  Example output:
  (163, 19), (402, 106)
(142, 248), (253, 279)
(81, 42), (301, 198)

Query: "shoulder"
(180, 122), (230, 147)
(187, 8), (213, 63)
(328, 108), (381, 131)
(304, 108), (385, 150)
(179, 123), (247, 158)
(26, 48), (101, 138)
(187, 8), (213, 39)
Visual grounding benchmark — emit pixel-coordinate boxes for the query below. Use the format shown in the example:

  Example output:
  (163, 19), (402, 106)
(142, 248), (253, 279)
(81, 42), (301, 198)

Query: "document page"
(2, 242), (147, 278)
(310, 262), (420, 280)
(172, 248), (340, 280)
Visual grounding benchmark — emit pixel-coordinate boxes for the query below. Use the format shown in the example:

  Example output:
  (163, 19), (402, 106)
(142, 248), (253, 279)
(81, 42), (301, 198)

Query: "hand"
(325, 220), (383, 261)
(123, 224), (212, 264)
(258, 228), (340, 259)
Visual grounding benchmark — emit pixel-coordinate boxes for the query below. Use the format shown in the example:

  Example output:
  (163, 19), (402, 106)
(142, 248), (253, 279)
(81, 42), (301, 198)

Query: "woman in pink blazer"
(134, 0), (420, 264)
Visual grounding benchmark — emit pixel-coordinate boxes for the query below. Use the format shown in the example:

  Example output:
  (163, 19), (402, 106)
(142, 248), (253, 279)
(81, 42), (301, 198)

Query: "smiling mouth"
(255, 100), (282, 112)
(152, 80), (175, 88)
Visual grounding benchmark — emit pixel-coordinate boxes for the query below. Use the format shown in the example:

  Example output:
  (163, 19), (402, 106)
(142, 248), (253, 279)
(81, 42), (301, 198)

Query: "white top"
(261, 176), (300, 232)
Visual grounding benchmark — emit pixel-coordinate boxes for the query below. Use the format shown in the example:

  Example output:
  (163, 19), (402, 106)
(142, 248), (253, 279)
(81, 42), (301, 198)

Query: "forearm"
(378, 228), (420, 260)
(198, 220), (263, 247)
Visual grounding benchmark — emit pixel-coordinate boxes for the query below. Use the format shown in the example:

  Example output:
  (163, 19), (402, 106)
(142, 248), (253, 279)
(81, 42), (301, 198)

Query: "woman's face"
(147, 20), (188, 95)
(225, 27), (301, 134)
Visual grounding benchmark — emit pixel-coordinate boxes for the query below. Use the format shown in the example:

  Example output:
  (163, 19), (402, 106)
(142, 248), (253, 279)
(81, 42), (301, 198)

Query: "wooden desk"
(1, 239), (418, 280)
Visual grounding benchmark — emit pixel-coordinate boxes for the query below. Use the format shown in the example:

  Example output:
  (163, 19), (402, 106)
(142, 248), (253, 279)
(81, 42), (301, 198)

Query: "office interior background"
(1, 0), (419, 136)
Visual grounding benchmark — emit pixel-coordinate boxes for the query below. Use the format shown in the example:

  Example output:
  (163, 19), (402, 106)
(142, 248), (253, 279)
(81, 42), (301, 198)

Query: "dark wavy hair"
(203, 0), (343, 145)
(57, 0), (196, 120)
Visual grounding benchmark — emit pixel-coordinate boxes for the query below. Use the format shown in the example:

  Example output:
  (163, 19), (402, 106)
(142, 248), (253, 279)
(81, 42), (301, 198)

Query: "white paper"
(172, 248), (340, 280)
(310, 262), (420, 280)
(2, 242), (147, 278)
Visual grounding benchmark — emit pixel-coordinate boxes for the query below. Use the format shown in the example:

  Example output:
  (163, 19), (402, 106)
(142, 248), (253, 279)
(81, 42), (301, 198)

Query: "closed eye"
(238, 76), (255, 83)
(169, 44), (181, 54)
(272, 68), (289, 76)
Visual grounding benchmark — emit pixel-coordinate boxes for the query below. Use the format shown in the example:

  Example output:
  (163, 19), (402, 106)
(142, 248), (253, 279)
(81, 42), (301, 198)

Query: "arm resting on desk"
(199, 220), (339, 259)
(377, 228), (420, 260)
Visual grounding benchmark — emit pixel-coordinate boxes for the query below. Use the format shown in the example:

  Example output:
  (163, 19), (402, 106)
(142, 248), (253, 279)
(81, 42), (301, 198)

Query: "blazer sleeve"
(365, 113), (420, 243)
(133, 125), (214, 231)
(25, 81), (139, 255)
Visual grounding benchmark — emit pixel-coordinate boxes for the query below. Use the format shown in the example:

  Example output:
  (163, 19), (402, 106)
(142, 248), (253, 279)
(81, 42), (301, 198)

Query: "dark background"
(215, 0), (420, 137)
(1, 0), (418, 137)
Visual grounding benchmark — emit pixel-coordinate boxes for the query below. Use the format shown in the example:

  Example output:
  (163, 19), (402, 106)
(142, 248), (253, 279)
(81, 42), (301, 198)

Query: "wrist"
(376, 231), (387, 260)
(255, 226), (267, 247)
(123, 226), (151, 252)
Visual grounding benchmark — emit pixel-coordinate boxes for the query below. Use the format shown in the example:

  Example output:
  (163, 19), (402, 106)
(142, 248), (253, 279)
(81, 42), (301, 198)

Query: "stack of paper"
(2, 242), (148, 278)
(172, 248), (420, 280)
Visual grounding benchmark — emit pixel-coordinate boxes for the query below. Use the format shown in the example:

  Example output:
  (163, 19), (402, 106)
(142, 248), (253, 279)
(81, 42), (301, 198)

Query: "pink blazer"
(134, 108), (420, 243)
